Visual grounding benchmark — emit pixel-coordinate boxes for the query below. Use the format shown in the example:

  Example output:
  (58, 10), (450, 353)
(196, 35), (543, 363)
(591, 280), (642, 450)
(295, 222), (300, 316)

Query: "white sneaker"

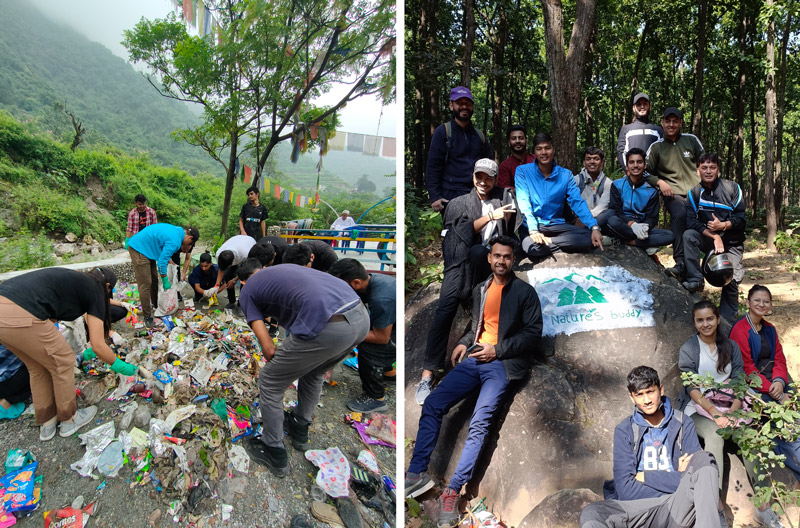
(39, 419), (57, 441)
(415, 377), (434, 405)
(59, 406), (97, 437)
(755, 507), (785, 528)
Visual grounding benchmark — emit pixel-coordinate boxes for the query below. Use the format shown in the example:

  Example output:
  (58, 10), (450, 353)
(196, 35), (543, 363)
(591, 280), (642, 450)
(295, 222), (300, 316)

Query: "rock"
(519, 488), (601, 528)
(83, 234), (93, 245)
(90, 248), (101, 256)
(65, 232), (78, 242)
(404, 246), (699, 525)
(53, 243), (76, 256)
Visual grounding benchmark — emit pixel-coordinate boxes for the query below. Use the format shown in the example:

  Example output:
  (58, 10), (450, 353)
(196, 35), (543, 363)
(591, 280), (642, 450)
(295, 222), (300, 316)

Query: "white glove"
(203, 286), (219, 299)
(631, 222), (649, 240)
(110, 332), (125, 346)
(120, 302), (134, 313)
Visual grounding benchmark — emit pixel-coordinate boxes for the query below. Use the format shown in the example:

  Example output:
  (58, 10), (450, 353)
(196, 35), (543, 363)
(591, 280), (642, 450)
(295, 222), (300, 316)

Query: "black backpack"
(443, 120), (486, 166)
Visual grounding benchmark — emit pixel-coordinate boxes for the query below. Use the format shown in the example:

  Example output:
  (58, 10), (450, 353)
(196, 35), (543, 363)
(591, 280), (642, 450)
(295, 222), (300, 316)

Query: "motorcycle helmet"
(701, 252), (734, 287)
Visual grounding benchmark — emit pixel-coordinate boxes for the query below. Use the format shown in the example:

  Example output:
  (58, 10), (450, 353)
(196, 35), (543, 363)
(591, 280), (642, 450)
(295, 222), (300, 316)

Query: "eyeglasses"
(750, 299), (772, 305)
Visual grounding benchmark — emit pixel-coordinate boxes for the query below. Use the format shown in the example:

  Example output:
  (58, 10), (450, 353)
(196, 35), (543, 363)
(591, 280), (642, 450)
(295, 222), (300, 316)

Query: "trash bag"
(154, 262), (180, 317)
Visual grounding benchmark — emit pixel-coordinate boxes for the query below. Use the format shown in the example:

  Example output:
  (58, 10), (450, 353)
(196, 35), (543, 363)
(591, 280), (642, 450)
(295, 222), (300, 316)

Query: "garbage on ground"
(304, 447), (351, 498)
(3, 450), (34, 475)
(43, 501), (97, 528)
(70, 422), (115, 478)
(0, 462), (38, 513)
(347, 413), (396, 448)
(357, 450), (380, 474)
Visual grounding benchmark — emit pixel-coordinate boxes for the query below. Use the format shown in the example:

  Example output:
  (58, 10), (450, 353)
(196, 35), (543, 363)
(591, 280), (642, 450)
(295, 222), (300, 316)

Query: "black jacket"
(425, 118), (494, 202)
(686, 178), (746, 247)
(458, 272), (543, 380)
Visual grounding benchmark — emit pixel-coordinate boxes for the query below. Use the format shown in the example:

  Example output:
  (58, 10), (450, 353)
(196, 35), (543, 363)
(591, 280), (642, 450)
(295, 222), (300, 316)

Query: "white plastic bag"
(154, 262), (179, 317)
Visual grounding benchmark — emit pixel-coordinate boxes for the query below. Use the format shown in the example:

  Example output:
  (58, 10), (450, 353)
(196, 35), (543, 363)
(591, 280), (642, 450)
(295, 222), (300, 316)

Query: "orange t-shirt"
(477, 280), (504, 345)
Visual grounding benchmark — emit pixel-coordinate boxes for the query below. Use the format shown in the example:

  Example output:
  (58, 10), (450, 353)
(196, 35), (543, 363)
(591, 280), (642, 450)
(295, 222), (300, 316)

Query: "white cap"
(473, 158), (498, 178)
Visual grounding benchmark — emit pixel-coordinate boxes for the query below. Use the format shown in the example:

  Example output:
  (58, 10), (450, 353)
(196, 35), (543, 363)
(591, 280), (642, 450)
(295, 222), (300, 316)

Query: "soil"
(0, 298), (397, 527)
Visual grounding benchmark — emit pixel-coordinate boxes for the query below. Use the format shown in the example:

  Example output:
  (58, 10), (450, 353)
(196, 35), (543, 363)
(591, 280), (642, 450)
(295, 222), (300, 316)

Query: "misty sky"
(26, 0), (396, 138)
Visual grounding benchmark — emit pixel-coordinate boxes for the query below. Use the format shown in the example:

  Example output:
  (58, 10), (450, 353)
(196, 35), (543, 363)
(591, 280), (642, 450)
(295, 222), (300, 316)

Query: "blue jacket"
(686, 178), (746, 247)
(425, 119), (493, 202)
(608, 176), (661, 228)
(612, 396), (702, 500)
(515, 162), (597, 231)
(128, 223), (185, 275)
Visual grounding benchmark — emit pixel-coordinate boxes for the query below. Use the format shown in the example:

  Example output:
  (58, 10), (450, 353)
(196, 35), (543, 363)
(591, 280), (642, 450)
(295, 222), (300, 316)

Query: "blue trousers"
(597, 210), (674, 249)
(408, 358), (510, 491)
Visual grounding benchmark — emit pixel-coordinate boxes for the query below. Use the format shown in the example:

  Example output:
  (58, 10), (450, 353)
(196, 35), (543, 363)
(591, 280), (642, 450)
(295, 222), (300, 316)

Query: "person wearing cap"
(415, 158), (519, 405)
(514, 132), (604, 260)
(616, 93), (663, 169)
(425, 86), (494, 212)
(497, 124), (534, 189)
(646, 107), (704, 280)
(683, 153), (746, 323)
(330, 210), (356, 250)
(128, 224), (200, 326)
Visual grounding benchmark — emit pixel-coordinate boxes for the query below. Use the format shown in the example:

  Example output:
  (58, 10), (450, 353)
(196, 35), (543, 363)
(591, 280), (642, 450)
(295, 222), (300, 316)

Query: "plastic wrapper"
(97, 441), (124, 477)
(190, 357), (214, 386)
(165, 405), (196, 431)
(120, 401), (138, 430)
(0, 504), (15, 528)
(148, 419), (171, 457)
(134, 406), (151, 429)
(227, 445), (249, 474)
(154, 262), (179, 316)
(117, 430), (133, 455)
(43, 502), (97, 528)
(171, 444), (190, 475)
(109, 375), (137, 400)
(304, 447), (350, 498)
(357, 450), (380, 474)
(226, 406), (253, 442)
(0, 462), (37, 512)
(70, 421), (115, 478)
(58, 316), (89, 354)
(4, 449), (35, 474)
(364, 414), (396, 446)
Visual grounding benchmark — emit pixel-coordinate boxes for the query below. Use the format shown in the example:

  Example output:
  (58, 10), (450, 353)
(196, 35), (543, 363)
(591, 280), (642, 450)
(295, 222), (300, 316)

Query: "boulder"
(53, 242), (76, 256)
(518, 488), (602, 528)
(82, 234), (94, 245)
(404, 246), (700, 525)
(65, 232), (78, 243)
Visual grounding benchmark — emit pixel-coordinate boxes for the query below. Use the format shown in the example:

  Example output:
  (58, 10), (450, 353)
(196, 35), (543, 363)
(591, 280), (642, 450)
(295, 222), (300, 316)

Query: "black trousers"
(664, 195), (688, 266)
(0, 363), (31, 404)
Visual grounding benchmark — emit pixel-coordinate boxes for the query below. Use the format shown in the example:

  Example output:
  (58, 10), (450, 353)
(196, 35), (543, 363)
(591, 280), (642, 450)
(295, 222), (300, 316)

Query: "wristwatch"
(591, 225), (600, 231)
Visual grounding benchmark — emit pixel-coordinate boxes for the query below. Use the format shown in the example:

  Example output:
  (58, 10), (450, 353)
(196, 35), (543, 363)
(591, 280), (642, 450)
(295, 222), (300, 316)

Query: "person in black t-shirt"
(239, 186), (268, 242)
(188, 253), (220, 302)
(0, 268), (138, 442)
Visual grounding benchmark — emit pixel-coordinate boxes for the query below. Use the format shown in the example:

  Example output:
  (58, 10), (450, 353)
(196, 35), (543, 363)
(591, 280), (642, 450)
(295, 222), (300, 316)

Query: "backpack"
(444, 120), (486, 167)
(602, 410), (685, 500)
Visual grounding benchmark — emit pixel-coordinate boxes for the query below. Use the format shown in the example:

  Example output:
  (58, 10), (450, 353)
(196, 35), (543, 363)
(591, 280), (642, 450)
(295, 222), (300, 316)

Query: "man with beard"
(616, 93), (663, 169)
(415, 159), (518, 405)
(425, 86), (494, 212)
(328, 259), (395, 413)
(497, 125), (534, 189)
(405, 236), (542, 527)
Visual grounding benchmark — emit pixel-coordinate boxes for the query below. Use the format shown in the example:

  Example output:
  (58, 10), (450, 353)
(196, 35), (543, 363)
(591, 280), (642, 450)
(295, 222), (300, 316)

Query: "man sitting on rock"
(682, 153), (746, 324)
(596, 148), (674, 255)
(580, 365), (725, 528)
(406, 236), (542, 527)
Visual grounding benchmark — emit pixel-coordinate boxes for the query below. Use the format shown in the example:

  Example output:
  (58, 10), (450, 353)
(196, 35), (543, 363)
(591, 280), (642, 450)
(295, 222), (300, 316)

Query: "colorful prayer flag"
(196, 0), (205, 34)
(381, 137), (396, 158)
(328, 131), (345, 151)
(283, 190), (290, 203)
(182, 0), (194, 24)
(363, 135), (380, 156)
(274, 184), (281, 199)
(347, 133), (364, 152)
(244, 165), (252, 184)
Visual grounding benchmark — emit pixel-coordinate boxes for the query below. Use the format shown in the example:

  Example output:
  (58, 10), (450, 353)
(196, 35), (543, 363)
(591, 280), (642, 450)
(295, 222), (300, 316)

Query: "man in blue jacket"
(580, 365), (725, 527)
(425, 86), (493, 212)
(515, 132), (603, 260)
(405, 236), (542, 527)
(128, 223), (199, 326)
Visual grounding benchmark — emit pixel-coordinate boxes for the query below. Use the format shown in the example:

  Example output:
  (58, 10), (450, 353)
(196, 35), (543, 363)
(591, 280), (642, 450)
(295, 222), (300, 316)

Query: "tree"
(123, 0), (394, 238)
(764, 0), (779, 251)
(356, 174), (377, 193)
(540, 0), (598, 172)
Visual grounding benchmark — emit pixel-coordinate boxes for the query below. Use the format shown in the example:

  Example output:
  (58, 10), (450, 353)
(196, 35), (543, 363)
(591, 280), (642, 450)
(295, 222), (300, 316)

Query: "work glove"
(124, 237), (130, 249)
(110, 358), (137, 376)
(81, 348), (96, 361)
(110, 332), (125, 346)
(161, 275), (171, 290)
(204, 286), (219, 298)
(120, 302), (134, 313)
(631, 223), (649, 240)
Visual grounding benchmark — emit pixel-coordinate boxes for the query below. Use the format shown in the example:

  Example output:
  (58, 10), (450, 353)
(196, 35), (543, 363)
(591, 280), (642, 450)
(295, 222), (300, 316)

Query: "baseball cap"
(632, 93), (650, 104)
(473, 158), (498, 178)
(342, 210), (350, 215)
(662, 107), (683, 119)
(450, 86), (474, 102)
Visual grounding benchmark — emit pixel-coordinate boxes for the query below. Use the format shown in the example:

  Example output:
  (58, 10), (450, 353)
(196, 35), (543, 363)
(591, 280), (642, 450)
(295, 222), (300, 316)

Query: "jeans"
(596, 210), (674, 249)
(522, 223), (593, 258)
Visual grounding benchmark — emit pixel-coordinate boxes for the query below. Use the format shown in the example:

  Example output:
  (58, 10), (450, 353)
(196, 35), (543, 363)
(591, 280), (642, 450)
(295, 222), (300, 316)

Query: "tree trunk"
(749, 83), (758, 213)
(732, 0), (750, 187)
(540, 0), (598, 172)
(626, 19), (649, 125)
(764, 0), (778, 251)
(491, 6), (508, 161)
(220, 133), (239, 238)
(461, 0), (475, 87)
(690, 0), (707, 136)
(775, 2), (793, 228)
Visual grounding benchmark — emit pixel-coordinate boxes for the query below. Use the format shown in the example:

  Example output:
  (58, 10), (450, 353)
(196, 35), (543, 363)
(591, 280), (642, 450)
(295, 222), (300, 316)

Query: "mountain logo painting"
(526, 266), (655, 336)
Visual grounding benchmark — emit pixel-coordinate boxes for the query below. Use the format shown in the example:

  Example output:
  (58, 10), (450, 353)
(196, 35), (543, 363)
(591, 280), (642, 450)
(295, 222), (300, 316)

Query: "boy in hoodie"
(580, 365), (726, 528)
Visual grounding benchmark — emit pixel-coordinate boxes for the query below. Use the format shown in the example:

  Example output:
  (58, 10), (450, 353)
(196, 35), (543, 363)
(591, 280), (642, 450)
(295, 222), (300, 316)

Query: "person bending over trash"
(0, 268), (138, 441)
(406, 236), (542, 527)
(236, 262), (369, 477)
(328, 258), (396, 413)
(215, 234), (257, 310)
(580, 365), (725, 528)
(188, 252), (220, 302)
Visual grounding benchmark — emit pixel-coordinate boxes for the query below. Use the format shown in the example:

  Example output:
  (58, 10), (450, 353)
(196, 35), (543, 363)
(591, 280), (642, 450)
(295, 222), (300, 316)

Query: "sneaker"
(144, 316), (155, 327)
(755, 506), (785, 528)
(665, 264), (685, 280)
(244, 436), (289, 477)
(681, 281), (704, 293)
(415, 377), (434, 405)
(283, 411), (309, 450)
(437, 487), (460, 527)
(59, 406), (97, 437)
(347, 394), (388, 413)
(405, 472), (434, 498)
(645, 247), (660, 256)
(39, 419), (57, 441)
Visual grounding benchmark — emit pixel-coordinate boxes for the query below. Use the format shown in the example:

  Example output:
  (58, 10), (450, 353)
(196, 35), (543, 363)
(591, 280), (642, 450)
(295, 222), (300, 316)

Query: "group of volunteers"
(0, 185), (396, 480)
(408, 85), (789, 528)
